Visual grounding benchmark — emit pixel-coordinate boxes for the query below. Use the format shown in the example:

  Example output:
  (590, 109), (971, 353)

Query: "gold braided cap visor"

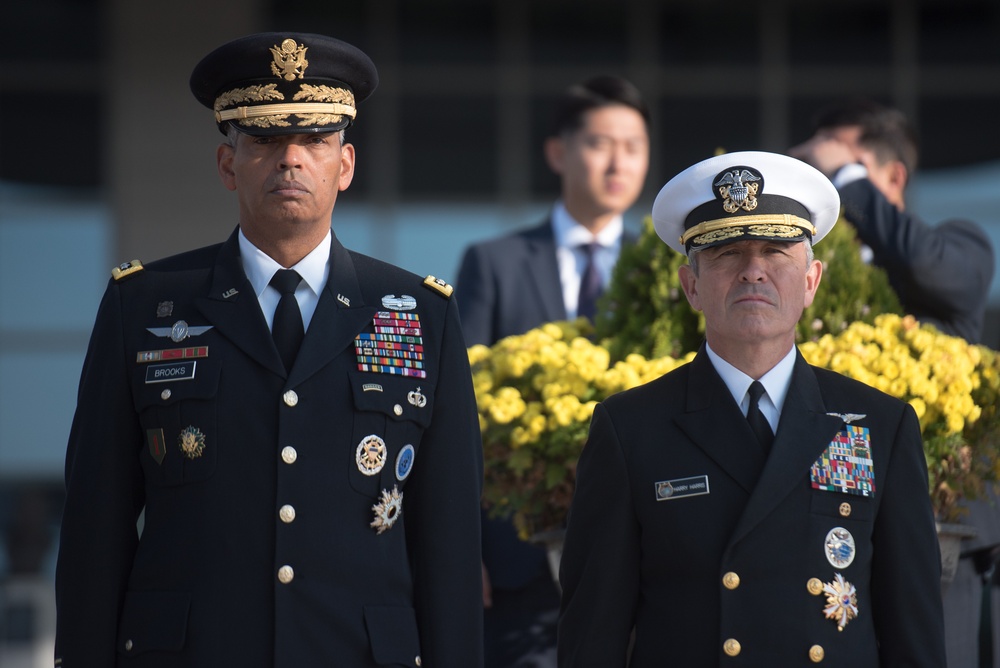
(680, 213), (816, 247)
(215, 102), (356, 123)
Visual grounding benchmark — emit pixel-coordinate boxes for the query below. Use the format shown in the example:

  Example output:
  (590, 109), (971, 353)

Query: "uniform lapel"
(195, 229), (286, 378)
(729, 352), (844, 546)
(673, 349), (768, 494)
(286, 233), (376, 388)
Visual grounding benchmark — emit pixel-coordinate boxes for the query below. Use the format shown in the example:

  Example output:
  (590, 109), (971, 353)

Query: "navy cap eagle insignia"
(714, 169), (761, 213)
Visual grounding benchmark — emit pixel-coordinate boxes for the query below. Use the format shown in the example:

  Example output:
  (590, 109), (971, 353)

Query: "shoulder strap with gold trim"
(112, 259), (144, 281)
(422, 275), (453, 298)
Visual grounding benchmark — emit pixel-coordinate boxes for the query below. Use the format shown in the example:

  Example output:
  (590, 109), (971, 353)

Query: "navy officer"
(557, 151), (945, 666)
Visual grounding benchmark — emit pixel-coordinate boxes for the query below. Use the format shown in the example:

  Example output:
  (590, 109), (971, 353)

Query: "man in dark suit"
(791, 99), (998, 667)
(456, 75), (650, 344)
(455, 76), (650, 667)
(558, 151), (946, 666)
(789, 98), (995, 344)
(54, 32), (484, 668)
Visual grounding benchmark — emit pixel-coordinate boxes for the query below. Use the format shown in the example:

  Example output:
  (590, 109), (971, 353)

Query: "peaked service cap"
(190, 32), (378, 136)
(652, 151), (840, 256)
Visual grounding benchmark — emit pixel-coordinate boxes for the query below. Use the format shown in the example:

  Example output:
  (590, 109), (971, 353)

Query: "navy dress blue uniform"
(558, 151), (946, 667)
(559, 350), (945, 667)
(55, 32), (484, 668)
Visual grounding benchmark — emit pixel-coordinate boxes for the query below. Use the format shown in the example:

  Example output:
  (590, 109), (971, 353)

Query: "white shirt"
(550, 201), (624, 319)
(238, 228), (331, 332)
(704, 343), (797, 435)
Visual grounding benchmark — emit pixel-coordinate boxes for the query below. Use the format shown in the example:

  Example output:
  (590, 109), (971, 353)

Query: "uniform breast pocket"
(133, 361), (221, 487)
(810, 488), (874, 523)
(348, 373), (435, 497)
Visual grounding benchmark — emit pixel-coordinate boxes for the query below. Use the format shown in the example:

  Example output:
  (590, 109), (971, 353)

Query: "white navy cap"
(652, 151), (840, 256)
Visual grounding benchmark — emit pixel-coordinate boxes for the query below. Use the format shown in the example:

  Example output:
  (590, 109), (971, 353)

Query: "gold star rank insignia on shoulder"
(423, 275), (453, 298)
(112, 259), (143, 281)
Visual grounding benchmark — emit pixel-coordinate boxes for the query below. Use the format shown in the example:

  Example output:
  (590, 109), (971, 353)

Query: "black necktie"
(270, 269), (304, 373)
(577, 242), (603, 321)
(747, 380), (774, 452)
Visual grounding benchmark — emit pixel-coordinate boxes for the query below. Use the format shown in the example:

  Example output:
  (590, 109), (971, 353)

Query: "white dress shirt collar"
(238, 228), (331, 331)
(704, 343), (797, 433)
(551, 201), (623, 249)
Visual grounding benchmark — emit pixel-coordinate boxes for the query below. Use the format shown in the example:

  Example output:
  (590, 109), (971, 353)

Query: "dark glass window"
(400, 96), (497, 197)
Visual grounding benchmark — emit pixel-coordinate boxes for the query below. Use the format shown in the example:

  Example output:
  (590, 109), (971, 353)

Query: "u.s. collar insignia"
(371, 485), (403, 534)
(822, 573), (858, 631)
(827, 412), (867, 424)
(714, 167), (761, 213)
(396, 444), (415, 481)
(156, 301), (174, 318)
(178, 425), (206, 459)
(147, 320), (214, 343)
(382, 294), (417, 311)
(356, 434), (387, 476)
(824, 527), (856, 569)
(407, 387), (427, 408)
(337, 293), (351, 307)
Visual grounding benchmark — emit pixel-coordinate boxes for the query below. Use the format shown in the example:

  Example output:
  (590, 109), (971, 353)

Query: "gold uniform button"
(723, 638), (741, 657)
(722, 572), (740, 590)
(283, 390), (299, 407)
(809, 644), (825, 662)
(839, 502), (852, 517)
(279, 504), (296, 523)
(394, 404), (403, 416)
(415, 656), (422, 667)
(125, 639), (134, 651)
(278, 565), (295, 584)
(807, 578), (825, 596)
(281, 446), (298, 464)
(160, 389), (171, 400)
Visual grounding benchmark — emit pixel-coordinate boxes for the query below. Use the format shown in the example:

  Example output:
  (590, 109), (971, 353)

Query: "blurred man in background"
(456, 75), (650, 666)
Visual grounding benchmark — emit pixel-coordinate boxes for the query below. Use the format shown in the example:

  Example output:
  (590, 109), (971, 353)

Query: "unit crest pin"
(178, 425), (207, 459)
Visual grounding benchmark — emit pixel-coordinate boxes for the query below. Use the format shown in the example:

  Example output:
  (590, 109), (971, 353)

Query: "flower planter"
(937, 522), (978, 584)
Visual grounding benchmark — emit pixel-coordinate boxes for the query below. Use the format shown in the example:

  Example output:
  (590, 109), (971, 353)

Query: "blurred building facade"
(2, 0), (999, 664)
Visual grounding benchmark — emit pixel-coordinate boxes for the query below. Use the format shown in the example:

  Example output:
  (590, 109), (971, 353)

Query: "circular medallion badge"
(356, 435), (387, 476)
(170, 320), (190, 342)
(824, 527), (856, 569)
(396, 444), (415, 481)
